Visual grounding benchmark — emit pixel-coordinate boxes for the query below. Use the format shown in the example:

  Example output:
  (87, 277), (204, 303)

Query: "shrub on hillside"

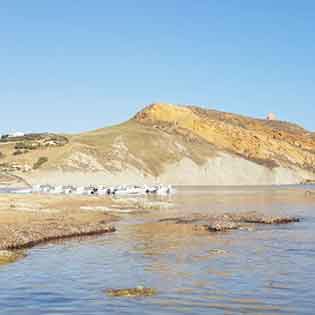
(15, 141), (39, 150)
(33, 156), (48, 169)
(13, 150), (25, 156)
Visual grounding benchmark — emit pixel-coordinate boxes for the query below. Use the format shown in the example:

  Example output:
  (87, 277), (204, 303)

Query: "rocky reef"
(159, 211), (300, 232)
(0, 225), (116, 251)
(0, 194), (117, 253)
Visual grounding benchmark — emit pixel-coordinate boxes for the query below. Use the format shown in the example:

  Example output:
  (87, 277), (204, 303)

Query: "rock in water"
(106, 286), (157, 297)
(0, 250), (26, 265)
(207, 220), (239, 232)
(158, 211), (300, 234)
(223, 211), (300, 224)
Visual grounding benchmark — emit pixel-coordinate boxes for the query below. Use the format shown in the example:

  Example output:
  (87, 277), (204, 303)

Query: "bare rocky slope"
(1, 103), (315, 186)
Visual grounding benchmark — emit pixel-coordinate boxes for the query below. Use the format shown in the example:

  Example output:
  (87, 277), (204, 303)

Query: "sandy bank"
(0, 194), (117, 251)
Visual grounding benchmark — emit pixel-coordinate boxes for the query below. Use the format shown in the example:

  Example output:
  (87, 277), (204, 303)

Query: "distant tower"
(266, 112), (277, 121)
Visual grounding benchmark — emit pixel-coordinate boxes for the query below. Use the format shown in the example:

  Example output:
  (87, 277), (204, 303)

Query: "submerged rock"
(0, 250), (26, 265)
(106, 286), (157, 297)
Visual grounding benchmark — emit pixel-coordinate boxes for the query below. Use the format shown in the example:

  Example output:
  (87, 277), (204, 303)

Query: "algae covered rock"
(0, 250), (26, 265)
(158, 211), (300, 235)
(223, 211), (300, 225)
(106, 286), (157, 297)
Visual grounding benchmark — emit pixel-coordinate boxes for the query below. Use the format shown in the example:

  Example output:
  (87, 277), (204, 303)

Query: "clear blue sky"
(1, 0), (314, 133)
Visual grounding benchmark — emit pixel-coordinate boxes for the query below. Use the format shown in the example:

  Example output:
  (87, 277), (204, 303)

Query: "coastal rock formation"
(158, 211), (300, 233)
(0, 194), (117, 251)
(221, 211), (300, 225)
(135, 104), (315, 174)
(0, 224), (116, 251)
(1, 103), (315, 185)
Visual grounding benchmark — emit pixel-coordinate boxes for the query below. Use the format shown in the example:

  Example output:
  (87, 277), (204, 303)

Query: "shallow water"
(1, 186), (315, 314)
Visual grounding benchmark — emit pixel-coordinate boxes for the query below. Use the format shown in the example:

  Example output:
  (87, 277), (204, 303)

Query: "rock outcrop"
(106, 287), (157, 297)
(158, 211), (300, 233)
(135, 103), (315, 173)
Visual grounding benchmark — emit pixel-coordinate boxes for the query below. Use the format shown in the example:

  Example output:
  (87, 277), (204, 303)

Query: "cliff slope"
(1, 103), (314, 185)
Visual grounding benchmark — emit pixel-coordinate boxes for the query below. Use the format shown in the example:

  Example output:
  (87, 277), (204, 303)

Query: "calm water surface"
(1, 186), (315, 314)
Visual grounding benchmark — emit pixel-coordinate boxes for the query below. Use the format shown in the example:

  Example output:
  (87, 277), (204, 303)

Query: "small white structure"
(266, 113), (277, 121)
(8, 132), (25, 138)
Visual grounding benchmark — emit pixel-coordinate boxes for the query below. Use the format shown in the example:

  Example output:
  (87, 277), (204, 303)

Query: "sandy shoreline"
(0, 194), (117, 254)
(0, 192), (175, 263)
(0, 186), (311, 265)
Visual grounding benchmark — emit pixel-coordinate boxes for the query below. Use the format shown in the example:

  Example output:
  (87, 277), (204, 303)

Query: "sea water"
(0, 186), (315, 314)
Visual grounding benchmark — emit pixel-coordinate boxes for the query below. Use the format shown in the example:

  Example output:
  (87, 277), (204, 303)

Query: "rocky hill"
(1, 103), (315, 186)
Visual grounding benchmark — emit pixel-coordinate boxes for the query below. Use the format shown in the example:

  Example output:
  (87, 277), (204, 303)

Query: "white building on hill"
(8, 132), (25, 138)
(266, 112), (277, 121)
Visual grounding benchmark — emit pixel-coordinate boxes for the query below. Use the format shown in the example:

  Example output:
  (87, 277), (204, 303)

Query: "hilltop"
(1, 103), (315, 186)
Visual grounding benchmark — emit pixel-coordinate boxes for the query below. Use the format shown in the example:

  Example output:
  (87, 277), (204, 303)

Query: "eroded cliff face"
(135, 103), (315, 173)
